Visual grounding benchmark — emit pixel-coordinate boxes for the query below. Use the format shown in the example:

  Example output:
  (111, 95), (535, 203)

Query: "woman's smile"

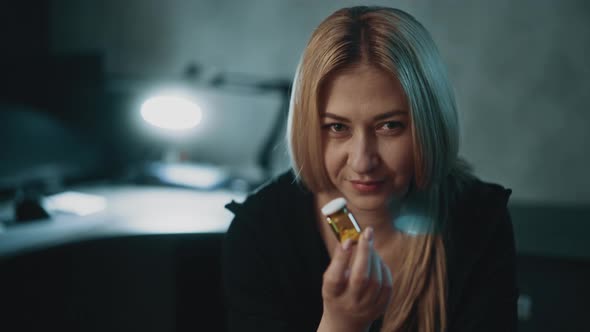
(348, 179), (386, 193)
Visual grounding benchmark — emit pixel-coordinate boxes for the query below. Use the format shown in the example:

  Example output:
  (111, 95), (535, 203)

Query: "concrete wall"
(51, 0), (590, 204)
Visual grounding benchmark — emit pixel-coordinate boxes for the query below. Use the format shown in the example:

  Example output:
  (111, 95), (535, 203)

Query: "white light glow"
(149, 163), (228, 189)
(43, 191), (107, 216)
(141, 95), (202, 130)
(96, 187), (246, 234)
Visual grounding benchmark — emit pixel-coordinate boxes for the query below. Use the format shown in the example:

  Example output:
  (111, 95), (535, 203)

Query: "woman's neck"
(348, 204), (400, 250)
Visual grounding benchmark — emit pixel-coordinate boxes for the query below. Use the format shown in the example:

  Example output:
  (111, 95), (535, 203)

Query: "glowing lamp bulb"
(141, 95), (202, 130)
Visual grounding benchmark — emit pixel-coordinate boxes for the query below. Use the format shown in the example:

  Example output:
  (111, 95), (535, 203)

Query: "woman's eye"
(381, 121), (404, 130)
(326, 123), (347, 132)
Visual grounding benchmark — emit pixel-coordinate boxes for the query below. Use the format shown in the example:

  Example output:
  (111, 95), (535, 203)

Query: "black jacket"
(223, 171), (517, 331)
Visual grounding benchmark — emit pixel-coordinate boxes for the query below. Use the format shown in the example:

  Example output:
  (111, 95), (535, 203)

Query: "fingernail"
(342, 238), (352, 251)
(364, 227), (374, 241)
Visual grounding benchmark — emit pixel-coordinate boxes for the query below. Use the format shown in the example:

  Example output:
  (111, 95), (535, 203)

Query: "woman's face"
(321, 64), (414, 213)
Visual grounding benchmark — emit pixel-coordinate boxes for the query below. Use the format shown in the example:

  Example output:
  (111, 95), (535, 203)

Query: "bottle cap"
(321, 197), (347, 216)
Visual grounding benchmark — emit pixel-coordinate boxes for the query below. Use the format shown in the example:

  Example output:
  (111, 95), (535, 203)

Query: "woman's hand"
(317, 227), (393, 332)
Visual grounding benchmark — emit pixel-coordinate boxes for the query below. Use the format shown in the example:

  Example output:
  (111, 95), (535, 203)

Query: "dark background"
(1, 1), (589, 331)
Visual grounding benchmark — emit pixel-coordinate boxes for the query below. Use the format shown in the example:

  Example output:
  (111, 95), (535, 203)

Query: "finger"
(349, 227), (373, 300)
(375, 260), (393, 310)
(322, 239), (353, 297)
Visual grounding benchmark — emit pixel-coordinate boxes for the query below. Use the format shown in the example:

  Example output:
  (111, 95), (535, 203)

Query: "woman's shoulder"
(463, 177), (512, 209)
(227, 169), (308, 208)
(223, 170), (316, 267)
(455, 176), (512, 211)
(446, 173), (513, 238)
(225, 169), (311, 228)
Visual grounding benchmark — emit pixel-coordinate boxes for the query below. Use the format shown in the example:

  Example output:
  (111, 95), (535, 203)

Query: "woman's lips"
(349, 180), (385, 193)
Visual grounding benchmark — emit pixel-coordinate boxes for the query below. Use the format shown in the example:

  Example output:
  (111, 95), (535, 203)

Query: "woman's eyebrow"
(322, 110), (408, 122)
(322, 113), (350, 122)
(373, 110), (408, 121)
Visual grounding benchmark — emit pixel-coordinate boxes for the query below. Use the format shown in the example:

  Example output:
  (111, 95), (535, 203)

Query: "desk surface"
(0, 185), (245, 258)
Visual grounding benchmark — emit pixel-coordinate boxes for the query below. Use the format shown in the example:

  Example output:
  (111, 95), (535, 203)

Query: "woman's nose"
(347, 133), (379, 174)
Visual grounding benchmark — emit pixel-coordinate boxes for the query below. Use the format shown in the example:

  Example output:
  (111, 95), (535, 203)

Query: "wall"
(50, 0), (590, 204)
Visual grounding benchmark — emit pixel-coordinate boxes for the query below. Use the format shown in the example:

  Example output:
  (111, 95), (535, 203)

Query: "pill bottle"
(321, 197), (362, 243)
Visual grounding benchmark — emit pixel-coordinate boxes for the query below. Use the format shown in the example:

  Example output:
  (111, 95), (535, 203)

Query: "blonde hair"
(288, 6), (472, 331)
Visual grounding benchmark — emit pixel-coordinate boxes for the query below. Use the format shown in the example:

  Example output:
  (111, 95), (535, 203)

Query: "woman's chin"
(344, 194), (390, 213)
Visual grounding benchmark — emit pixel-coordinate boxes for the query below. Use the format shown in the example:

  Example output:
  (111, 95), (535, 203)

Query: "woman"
(223, 6), (517, 332)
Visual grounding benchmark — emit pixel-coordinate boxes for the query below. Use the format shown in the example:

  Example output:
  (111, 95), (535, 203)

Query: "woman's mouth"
(349, 180), (385, 193)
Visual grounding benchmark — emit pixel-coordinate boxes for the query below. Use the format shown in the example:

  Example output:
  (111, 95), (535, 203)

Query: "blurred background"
(0, 0), (588, 331)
